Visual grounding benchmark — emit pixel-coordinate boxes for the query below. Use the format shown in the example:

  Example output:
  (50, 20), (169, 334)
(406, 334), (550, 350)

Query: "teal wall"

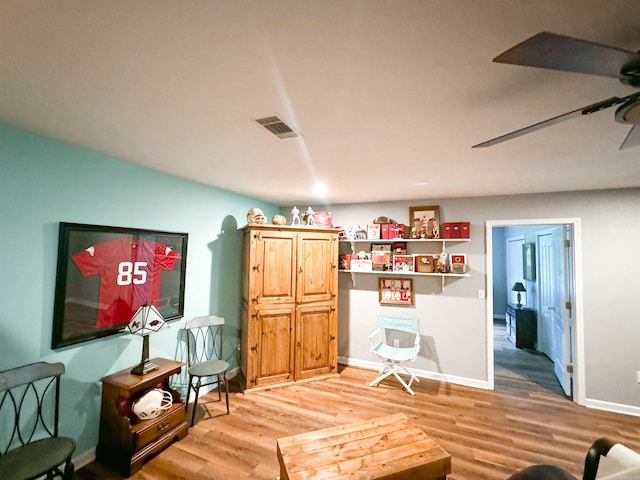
(0, 124), (278, 457)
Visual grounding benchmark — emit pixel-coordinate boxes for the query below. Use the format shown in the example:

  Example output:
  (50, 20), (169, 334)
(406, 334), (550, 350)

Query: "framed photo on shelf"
(51, 222), (188, 348)
(450, 253), (468, 274)
(523, 243), (536, 281)
(378, 277), (413, 306)
(409, 205), (441, 239)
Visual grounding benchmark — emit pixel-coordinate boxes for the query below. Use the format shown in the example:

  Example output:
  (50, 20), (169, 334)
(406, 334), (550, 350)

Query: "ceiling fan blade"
(619, 125), (640, 150)
(472, 96), (627, 148)
(494, 32), (640, 81)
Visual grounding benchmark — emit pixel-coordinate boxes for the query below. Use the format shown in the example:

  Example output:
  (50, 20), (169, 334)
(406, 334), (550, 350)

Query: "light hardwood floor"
(78, 324), (640, 479)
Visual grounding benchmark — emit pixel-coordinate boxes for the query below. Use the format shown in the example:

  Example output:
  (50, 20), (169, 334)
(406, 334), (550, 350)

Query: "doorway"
(485, 219), (585, 406)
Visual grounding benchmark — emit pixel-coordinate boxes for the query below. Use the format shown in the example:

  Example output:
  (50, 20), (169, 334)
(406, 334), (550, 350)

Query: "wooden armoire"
(240, 224), (338, 391)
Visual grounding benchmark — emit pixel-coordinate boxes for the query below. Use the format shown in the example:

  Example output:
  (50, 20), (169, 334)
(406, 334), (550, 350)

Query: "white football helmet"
(247, 207), (267, 225)
(132, 389), (173, 420)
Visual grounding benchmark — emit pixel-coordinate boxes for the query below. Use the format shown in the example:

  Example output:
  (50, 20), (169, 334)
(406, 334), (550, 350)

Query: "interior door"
(538, 226), (572, 395)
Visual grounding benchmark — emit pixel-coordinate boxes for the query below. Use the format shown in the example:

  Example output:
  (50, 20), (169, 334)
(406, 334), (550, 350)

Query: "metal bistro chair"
(369, 315), (421, 395)
(185, 315), (230, 426)
(0, 361), (76, 480)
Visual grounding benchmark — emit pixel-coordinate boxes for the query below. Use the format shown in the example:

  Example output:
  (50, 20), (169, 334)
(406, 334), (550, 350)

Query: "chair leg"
(64, 459), (74, 480)
(191, 377), (201, 426)
(186, 375), (193, 415)
(369, 365), (395, 386)
(223, 371), (229, 414)
(392, 371), (416, 395)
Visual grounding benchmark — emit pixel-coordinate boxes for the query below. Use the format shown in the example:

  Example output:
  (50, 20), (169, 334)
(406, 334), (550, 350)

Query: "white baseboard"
(584, 398), (640, 418)
(73, 447), (96, 471)
(338, 356), (491, 390)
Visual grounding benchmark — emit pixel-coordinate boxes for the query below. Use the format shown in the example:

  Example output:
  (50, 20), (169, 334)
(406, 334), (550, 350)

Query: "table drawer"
(134, 404), (185, 451)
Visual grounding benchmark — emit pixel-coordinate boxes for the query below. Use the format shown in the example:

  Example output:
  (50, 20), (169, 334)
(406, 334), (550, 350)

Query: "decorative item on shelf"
(371, 243), (392, 271)
(393, 254), (414, 272)
(127, 304), (167, 375)
(291, 206), (301, 225)
(409, 205), (440, 239)
(442, 221), (471, 239)
(449, 254), (468, 274)
(415, 255), (435, 273)
(436, 251), (449, 273)
(350, 251), (373, 271)
(367, 224), (381, 239)
(346, 225), (367, 240)
(303, 207), (315, 225)
(312, 211), (332, 227)
(272, 214), (287, 225)
(246, 207), (267, 225)
(512, 282), (526, 309)
(393, 242), (407, 255)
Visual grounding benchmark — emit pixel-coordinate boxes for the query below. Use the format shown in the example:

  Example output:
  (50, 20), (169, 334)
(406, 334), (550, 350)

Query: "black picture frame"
(52, 222), (188, 348)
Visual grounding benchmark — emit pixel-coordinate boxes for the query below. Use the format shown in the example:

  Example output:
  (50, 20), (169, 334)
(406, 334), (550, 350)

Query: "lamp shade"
(512, 282), (526, 292)
(127, 304), (167, 375)
(127, 304), (166, 336)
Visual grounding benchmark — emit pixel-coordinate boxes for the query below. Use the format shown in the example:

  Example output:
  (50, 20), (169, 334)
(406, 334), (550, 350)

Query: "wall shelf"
(339, 237), (470, 290)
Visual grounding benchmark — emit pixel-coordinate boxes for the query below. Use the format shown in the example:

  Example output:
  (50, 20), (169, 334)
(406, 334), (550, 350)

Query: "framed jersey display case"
(52, 222), (188, 348)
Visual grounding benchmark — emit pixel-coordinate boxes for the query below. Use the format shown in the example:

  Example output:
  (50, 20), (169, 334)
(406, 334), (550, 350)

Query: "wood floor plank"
(77, 324), (640, 479)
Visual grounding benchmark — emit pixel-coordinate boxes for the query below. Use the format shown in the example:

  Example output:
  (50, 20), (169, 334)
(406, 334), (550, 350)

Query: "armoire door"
(294, 303), (336, 380)
(296, 232), (337, 304)
(248, 229), (297, 306)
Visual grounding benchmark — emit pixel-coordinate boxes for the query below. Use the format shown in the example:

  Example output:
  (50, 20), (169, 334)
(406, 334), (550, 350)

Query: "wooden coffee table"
(276, 413), (451, 479)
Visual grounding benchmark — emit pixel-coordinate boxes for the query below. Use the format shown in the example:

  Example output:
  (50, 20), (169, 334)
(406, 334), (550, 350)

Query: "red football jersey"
(72, 238), (179, 328)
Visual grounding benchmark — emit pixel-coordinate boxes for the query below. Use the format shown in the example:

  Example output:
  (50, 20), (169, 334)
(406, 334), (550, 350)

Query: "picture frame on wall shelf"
(409, 205), (441, 239)
(378, 277), (413, 306)
(523, 243), (536, 281)
(450, 253), (468, 274)
(51, 222), (188, 349)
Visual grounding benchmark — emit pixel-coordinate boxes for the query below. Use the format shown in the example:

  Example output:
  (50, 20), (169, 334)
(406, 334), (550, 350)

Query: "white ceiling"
(2, 0), (640, 206)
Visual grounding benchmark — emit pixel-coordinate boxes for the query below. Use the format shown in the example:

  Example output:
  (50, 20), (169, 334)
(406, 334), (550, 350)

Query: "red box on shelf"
(442, 222), (470, 239)
(391, 224), (405, 239)
(459, 222), (470, 238)
(442, 223), (454, 238)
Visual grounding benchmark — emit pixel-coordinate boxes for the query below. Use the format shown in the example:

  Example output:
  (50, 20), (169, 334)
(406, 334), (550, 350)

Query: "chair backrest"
(0, 361), (65, 454)
(184, 315), (225, 367)
(379, 315), (419, 334)
(378, 315), (420, 351)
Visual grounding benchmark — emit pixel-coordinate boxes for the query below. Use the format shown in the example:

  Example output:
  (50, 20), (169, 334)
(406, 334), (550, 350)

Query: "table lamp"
(512, 282), (526, 309)
(127, 304), (167, 375)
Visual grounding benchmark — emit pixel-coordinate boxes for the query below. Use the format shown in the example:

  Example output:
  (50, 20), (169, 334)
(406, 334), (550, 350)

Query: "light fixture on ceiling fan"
(472, 32), (640, 150)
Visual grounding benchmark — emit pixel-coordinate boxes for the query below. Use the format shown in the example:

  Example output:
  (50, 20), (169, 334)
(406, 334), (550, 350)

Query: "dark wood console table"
(505, 304), (537, 349)
(96, 358), (189, 476)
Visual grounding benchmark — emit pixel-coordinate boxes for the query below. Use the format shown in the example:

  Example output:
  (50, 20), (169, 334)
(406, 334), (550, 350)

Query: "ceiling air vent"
(255, 115), (299, 139)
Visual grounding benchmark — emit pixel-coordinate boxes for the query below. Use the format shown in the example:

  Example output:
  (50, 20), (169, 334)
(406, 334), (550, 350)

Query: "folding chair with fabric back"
(185, 315), (230, 426)
(0, 361), (76, 480)
(369, 315), (421, 395)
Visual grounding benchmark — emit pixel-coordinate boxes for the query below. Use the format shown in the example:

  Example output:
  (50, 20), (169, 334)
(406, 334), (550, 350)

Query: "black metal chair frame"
(0, 361), (76, 480)
(185, 315), (230, 426)
(507, 437), (618, 480)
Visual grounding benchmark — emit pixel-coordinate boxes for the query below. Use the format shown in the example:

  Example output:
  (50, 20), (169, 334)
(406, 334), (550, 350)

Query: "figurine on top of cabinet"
(291, 206), (302, 225)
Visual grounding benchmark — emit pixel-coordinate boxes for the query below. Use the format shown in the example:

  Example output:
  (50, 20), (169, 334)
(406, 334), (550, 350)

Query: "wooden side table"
(96, 358), (189, 476)
(277, 413), (451, 479)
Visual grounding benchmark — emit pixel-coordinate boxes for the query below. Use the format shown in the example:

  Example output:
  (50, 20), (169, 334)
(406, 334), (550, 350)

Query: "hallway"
(494, 318), (567, 398)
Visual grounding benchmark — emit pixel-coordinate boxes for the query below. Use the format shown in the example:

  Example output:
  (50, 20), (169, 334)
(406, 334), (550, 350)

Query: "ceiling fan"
(472, 31), (640, 150)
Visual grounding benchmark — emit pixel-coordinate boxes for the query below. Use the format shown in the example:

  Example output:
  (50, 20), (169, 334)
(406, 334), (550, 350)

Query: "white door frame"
(485, 218), (585, 406)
